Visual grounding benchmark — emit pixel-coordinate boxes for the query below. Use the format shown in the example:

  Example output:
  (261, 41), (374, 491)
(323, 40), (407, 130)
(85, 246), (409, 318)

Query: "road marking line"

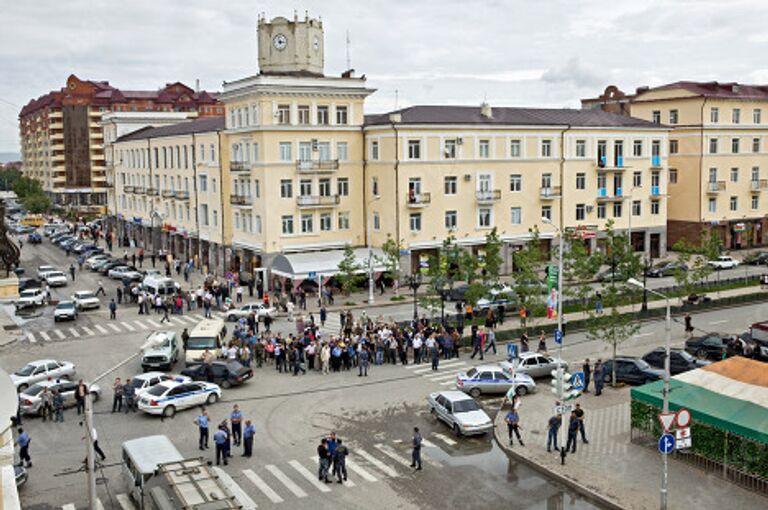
(709, 320), (728, 325)
(82, 326), (95, 336)
(107, 323), (121, 332)
(212, 467), (257, 509)
(633, 332), (654, 338)
(433, 433), (457, 446)
(133, 320), (147, 329)
(439, 381), (456, 386)
(95, 498), (105, 510)
(373, 443), (412, 468)
(309, 457), (356, 486)
(69, 328), (80, 337)
(290, 459), (332, 492)
(355, 449), (399, 477)
(179, 315), (198, 323)
(53, 329), (66, 339)
(194, 313), (207, 320)
(26, 332), (36, 343)
(428, 372), (461, 382)
(265, 464), (307, 498)
(414, 361), (466, 374)
(94, 324), (109, 334)
(120, 321), (135, 331)
(346, 459), (378, 482)
(243, 469), (283, 504)
(62, 504), (76, 510)
(146, 319), (163, 328)
(39, 331), (51, 341)
(116, 493), (137, 510)
(421, 438), (437, 448)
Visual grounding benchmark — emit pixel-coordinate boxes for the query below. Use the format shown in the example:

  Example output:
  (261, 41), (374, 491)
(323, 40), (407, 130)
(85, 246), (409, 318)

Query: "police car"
(138, 380), (221, 418)
(456, 365), (537, 398)
(126, 372), (190, 396)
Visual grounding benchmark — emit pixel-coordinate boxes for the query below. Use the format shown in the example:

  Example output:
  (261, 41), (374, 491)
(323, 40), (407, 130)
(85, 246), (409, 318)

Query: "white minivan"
(141, 276), (179, 296)
(122, 435), (183, 508)
(185, 319), (227, 365)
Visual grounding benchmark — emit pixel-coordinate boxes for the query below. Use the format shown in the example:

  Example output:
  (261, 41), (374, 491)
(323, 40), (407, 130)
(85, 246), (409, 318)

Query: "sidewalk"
(493, 387), (768, 510)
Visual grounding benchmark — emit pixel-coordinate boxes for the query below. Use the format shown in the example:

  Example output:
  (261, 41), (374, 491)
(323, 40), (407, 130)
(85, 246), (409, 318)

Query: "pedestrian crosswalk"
(58, 433), (463, 509)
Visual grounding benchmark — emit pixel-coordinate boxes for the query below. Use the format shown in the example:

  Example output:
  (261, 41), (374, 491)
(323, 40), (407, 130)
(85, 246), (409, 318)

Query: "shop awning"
(271, 247), (388, 280)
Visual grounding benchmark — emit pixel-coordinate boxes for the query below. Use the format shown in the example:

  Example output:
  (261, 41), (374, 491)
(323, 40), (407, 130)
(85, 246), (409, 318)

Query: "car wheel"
(163, 405), (176, 418)
(221, 380), (231, 389)
(515, 385), (528, 397)
(469, 388), (481, 398)
(603, 372), (612, 383)
(90, 391), (99, 402)
(696, 349), (708, 360)
(18, 383), (28, 392)
(206, 393), (219, 405)
(453, 423), (462, 437)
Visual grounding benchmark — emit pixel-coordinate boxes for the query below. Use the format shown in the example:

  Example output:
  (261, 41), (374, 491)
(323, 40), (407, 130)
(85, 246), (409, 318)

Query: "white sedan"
(42, 270), (68, 287)
(138, 380), (221, 417)
(84, 254), (110, 269)
(108, 265), (142, 280)
(708, 256), (739, 270)
(225, 303), (277, 322)
(37, 265), (56, 281)
(72, 290), (100, 310)
(125, 372), (191, 396)
(16, 288), (47, 310)
(10, 359), (76, 391)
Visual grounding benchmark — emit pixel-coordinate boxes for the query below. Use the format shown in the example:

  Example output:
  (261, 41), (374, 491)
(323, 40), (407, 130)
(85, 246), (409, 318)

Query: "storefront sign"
(733, 222), (747, 232)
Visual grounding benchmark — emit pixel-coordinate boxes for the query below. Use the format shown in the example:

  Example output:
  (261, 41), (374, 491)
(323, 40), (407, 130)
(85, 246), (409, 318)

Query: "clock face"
(313, 35), (320, 51)
(273, 33), (287, 51)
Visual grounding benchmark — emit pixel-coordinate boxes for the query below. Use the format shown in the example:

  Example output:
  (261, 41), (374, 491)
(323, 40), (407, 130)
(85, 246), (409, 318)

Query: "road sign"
(506, 343), (518, 360)
(308, 271), (317, 279)
(675, 427), (692, 449)
(675, 408), (692, 428)
(554, 329), (563, 345)
(658, 433), (676, 454)
(658, 412), (676, 433)
(554, 403), (574, 415)
(571, 371), (585, 390)
(547, 265), (558, 291)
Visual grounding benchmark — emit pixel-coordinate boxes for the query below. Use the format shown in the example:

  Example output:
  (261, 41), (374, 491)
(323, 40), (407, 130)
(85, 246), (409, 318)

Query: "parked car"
(36, 265), (56, 280)
(84, 254), (110, 269)
(645, 261), (688, 278)
(685, 334), (729, 360)
(108, 265), (142, 280)
(18, 278), (40, 292)
(27, 233), (42, 244)
(15, 288), (47, 310)
(641, 347), (710, 374)
(53, 301), (78, 322)
(138, 380), (221, 417)
(125, 372), (191, 396)
(602, 357), (664, 385)
(595, 270), (625, 283)
(10, 359), (76, 391)
(456, 365), (537, 397)
(181, 361), (253, 389)
(447, 284), (470, 302)
(42, 270), (68, 287)
(73, 243), (99, 255)
(81, 246), (104, 257)
(744, 251), (768, 266)
(99, 260), (124, 275)
(225, 302), (277, 321)
(18, 379), (101, 416)
(140, 331), (180, 371)
(708, 256), (739, 270)
(72, 290), (100, 310)
(499, 352), (569, 378)
(90, 257), (116, 271)
(427, 391), (494, 436)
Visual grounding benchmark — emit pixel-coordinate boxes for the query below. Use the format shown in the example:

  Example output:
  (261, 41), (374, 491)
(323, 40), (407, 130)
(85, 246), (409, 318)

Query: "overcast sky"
(2, 0), (768, 153)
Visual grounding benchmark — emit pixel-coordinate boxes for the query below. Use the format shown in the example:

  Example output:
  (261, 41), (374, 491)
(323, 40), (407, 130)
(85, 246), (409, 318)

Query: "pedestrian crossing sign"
(571, 371), (585, 390)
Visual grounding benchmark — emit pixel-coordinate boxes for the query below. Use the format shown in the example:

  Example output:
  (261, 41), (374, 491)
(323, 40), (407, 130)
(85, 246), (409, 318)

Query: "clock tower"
(257, 13), (325, 76)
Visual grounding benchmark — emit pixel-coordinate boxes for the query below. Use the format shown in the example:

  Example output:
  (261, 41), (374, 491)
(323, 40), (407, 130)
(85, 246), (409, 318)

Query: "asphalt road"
(4, 239), (766, 509)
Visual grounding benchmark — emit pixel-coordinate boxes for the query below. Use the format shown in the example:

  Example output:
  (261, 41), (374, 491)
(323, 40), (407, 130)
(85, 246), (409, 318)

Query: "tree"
(0, 168), (22, 191)
(336, 245), (361, 296)
(421, 236), (460, 317)
(672, 239), (712, 297)
(378, 235), (401, 295)
(22, 193), (51, 214)
(563, 235), (602, 317)
(513, 227), (546, 328)
(586, 220), (642, 385)
(479, 227), (503, 286)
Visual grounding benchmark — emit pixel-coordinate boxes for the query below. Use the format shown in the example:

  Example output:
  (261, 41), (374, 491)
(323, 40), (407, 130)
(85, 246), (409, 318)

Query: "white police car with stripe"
(456, 365), (536, 398)
(138, 380), (221, 417)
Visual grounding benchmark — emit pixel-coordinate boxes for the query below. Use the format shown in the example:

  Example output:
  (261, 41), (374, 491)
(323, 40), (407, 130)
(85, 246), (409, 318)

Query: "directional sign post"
(554, 329), (563, 345)
(675, 408), (691, 429)
(571, 371), (585, 391)
(675, 427), (692, 449)
(658, 412), (676, 433)
(553, 403), (574, 416)
(658, 433), (676, 455)
(506, 343), (518, 361)
(308, 271), (317, 280)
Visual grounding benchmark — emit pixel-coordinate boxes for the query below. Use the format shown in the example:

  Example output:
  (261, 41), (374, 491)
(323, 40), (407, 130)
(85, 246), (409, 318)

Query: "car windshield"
(48, 272), (65, 278)
(676, 350), (694, 362)
(453, 400), (480, 413)
(15, 364), (36, 376)
(465, 368), (478, 378)
(635, 359), (651, 370)
(20, 290), (36, 297)
(146, 384), (170, 396)
(25, 384), (45, 396)
(188, 337), (216, 349)
(57, 302), (75, 310)
(226, 361), (244, 372)
(76, 292), (96, 299)
(129, 379), (147, 389)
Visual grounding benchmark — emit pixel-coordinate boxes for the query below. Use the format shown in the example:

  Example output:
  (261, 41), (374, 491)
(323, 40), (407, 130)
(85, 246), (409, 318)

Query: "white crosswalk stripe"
(421, 438), (437, 448)
(69, 327), (80, 337)
(107, 323), (122, 333)
(27, 332), (37, 343)
(146, 319), (163, 328)
(95, 499), (105, 510)
(346, 458), (378, 482)
(265, 464), (307, 498)
(179, 314), (198, 323)
(82, 326), (95, 336)
(94, 324), (108, 334)
(440, 380), (456, 386)
(412, 360), (465, 373)
(428, 371), (462, 382)
(116, 493), (137, 510)
(433, 433), (457, 446)
(309, 457), (356, 487)
(212, 467), (258, 509)
(53, 329), (66, 339)
(194, 313), (207, 320)
(290, 459), (332, 492)
(120, 321), (135, 331)
(243, 469), (284, 504)
(39, 331), (51, 341)
(355, 448), (399, 477)
(62, 504), (76, 510)
(373, 443), (412, 468)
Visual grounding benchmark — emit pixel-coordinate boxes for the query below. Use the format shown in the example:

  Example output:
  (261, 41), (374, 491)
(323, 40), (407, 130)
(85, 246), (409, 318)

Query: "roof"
(270, 247), (387, 280)
(644, 81), (768, 100)
(438, 390), (473, 401)
(364, 105), (661, 128)
(116, 116), (224, 142)
(122, 435), (184, 474)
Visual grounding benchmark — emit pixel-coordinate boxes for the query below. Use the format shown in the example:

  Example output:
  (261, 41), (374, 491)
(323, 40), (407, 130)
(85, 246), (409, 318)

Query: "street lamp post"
(628, 277), (671, 510)
(406, 272), (422, 320)
(367, 196), (381, 305)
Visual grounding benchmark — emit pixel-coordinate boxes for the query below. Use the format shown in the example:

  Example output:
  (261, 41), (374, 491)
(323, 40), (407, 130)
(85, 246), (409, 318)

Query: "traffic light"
(562, 372), (582, 401)
(550, 367), (564, 397)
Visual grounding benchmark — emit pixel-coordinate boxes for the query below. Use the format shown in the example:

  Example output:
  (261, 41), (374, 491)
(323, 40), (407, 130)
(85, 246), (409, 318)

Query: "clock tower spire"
(257, 12), (324, 76)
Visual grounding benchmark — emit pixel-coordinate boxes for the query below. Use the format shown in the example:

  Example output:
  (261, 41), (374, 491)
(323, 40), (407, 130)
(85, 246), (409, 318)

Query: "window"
(408, 140), (421, 159)
(541, 205), (552, 221)
(370, 141), (379, 160)
(652, 110), (661, 124)
(276, 104), (290, 125)
(337, 142), (348, 161)
(752, 166), (760, 182)
(510, 139), (521, 158)
(281, 215), (294, 234)
(669, 110), (678, 124)
(255, 215), (262, 234)
(409, 213), (422, 232)
(212, 178), (217, 192)
(210, 144), (216, 161)
(708, 198), (717, 213)
(318, 142), (331, 161)
(669, 139), (679, 154)
(199, 175), (208, 192)
(633, 171), (642, 188)
(576, 204), (585, 221)
(162, 147), (167, 168)
(198, 145), (204, 162)
(733, 108), (741, 124)
(297, 105), (310, 125)
(755, 109), (762, 124)
(509, 207), (522, 225)
(575, 139), (586, 158)
(372, 212), (380, 230)
(445, 210), (457, 229)
(479, 139), (490, 158)
(280, 179), (293, 198)
(651, 171), (660, 187)
(337, 178), (349, 196)
(753, 138), (761, 153)
(669, 169), (678, 184)
(541, 173), (552, 191)
(597, 140), (607, 164)
(752, 195), (759, 210)
(299, 179), (312, 196)
(444, 176), (457, 195)
(632, 200), (641, 216)
(279, 142), (292, 161)
(710, 107), (719, 123)
(709, 167), (718, 183)
(253, 179), (260, 197)
(317, 106), (329, 125)
(510, 174), (522, 192)
(479, 207), (493, 227)
(301, 214), (313, 233)
(541, 139), (552, 157)
(320, 212), (332, 231)
(200, 204), (209, 226)
(709, 138), (718, 154)
(730, 168), (739, 183)
(633, 140), (643, 157)
(336, 106), (348, 125)
(651, 200), (660, 215)
(319, 178), (331, 197)
(443, 139), (457, 159)
(338, 212), (350, 230)
(213, 211), (218, 227)
(732, 138), (740, 154)
(730, 196), (738, 211)
(613, 202), (623, 218)
(574, 173), (585, 190)
(371, 176), (379, 196)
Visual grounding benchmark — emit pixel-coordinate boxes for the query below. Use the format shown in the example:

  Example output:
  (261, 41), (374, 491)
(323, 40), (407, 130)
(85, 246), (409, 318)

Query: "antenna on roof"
(345, 30), (351, 71)
(394, 89), (399, 110)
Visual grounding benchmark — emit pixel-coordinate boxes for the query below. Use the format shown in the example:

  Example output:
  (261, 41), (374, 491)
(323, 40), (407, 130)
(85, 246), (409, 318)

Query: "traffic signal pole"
(556, 229), (566, 464)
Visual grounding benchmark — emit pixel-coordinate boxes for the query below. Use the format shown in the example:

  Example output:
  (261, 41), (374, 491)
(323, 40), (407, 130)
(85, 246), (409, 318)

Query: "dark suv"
(641, 347), (710, 375)
(685, 334), (729, 360)
(181, 361), (253, 389)
(602, 357), (664, 385)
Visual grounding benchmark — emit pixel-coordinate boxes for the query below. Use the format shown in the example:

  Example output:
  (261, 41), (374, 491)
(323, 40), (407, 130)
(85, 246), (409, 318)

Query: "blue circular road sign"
(658, 433), (676, 454)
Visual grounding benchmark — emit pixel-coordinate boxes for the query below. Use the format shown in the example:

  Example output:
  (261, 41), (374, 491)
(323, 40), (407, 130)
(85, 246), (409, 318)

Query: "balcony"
(475, 189), (501, 203)
(146, 187), (158, 196)
(133, 186), (146, 194)
(651, 155), (662, 168)
(297, 195), (341, 208)
(124, 185), (135, 193)
(651, 185), (662, 197)
(405, 192), (431, 208)
(596, 187), (626, 201)
(230, 194), (252, 206)
(707, 181), (726, 194)
(230, 161), (251, 173)
(751, 179), (768, 192)
(597, 156), (628, 172)
(296, 159), (339, 173)
(175, 190), (190, 200)
(539, 186), (561, 200)
(161, 190), (175, 198)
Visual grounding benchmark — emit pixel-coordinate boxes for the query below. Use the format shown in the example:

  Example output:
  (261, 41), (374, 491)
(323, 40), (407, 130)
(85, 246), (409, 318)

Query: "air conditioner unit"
(311, 139), (318, 151)
(585, 205), (594, 213)
(444, 149), (452, 158)
(463, 174), (472, 182)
